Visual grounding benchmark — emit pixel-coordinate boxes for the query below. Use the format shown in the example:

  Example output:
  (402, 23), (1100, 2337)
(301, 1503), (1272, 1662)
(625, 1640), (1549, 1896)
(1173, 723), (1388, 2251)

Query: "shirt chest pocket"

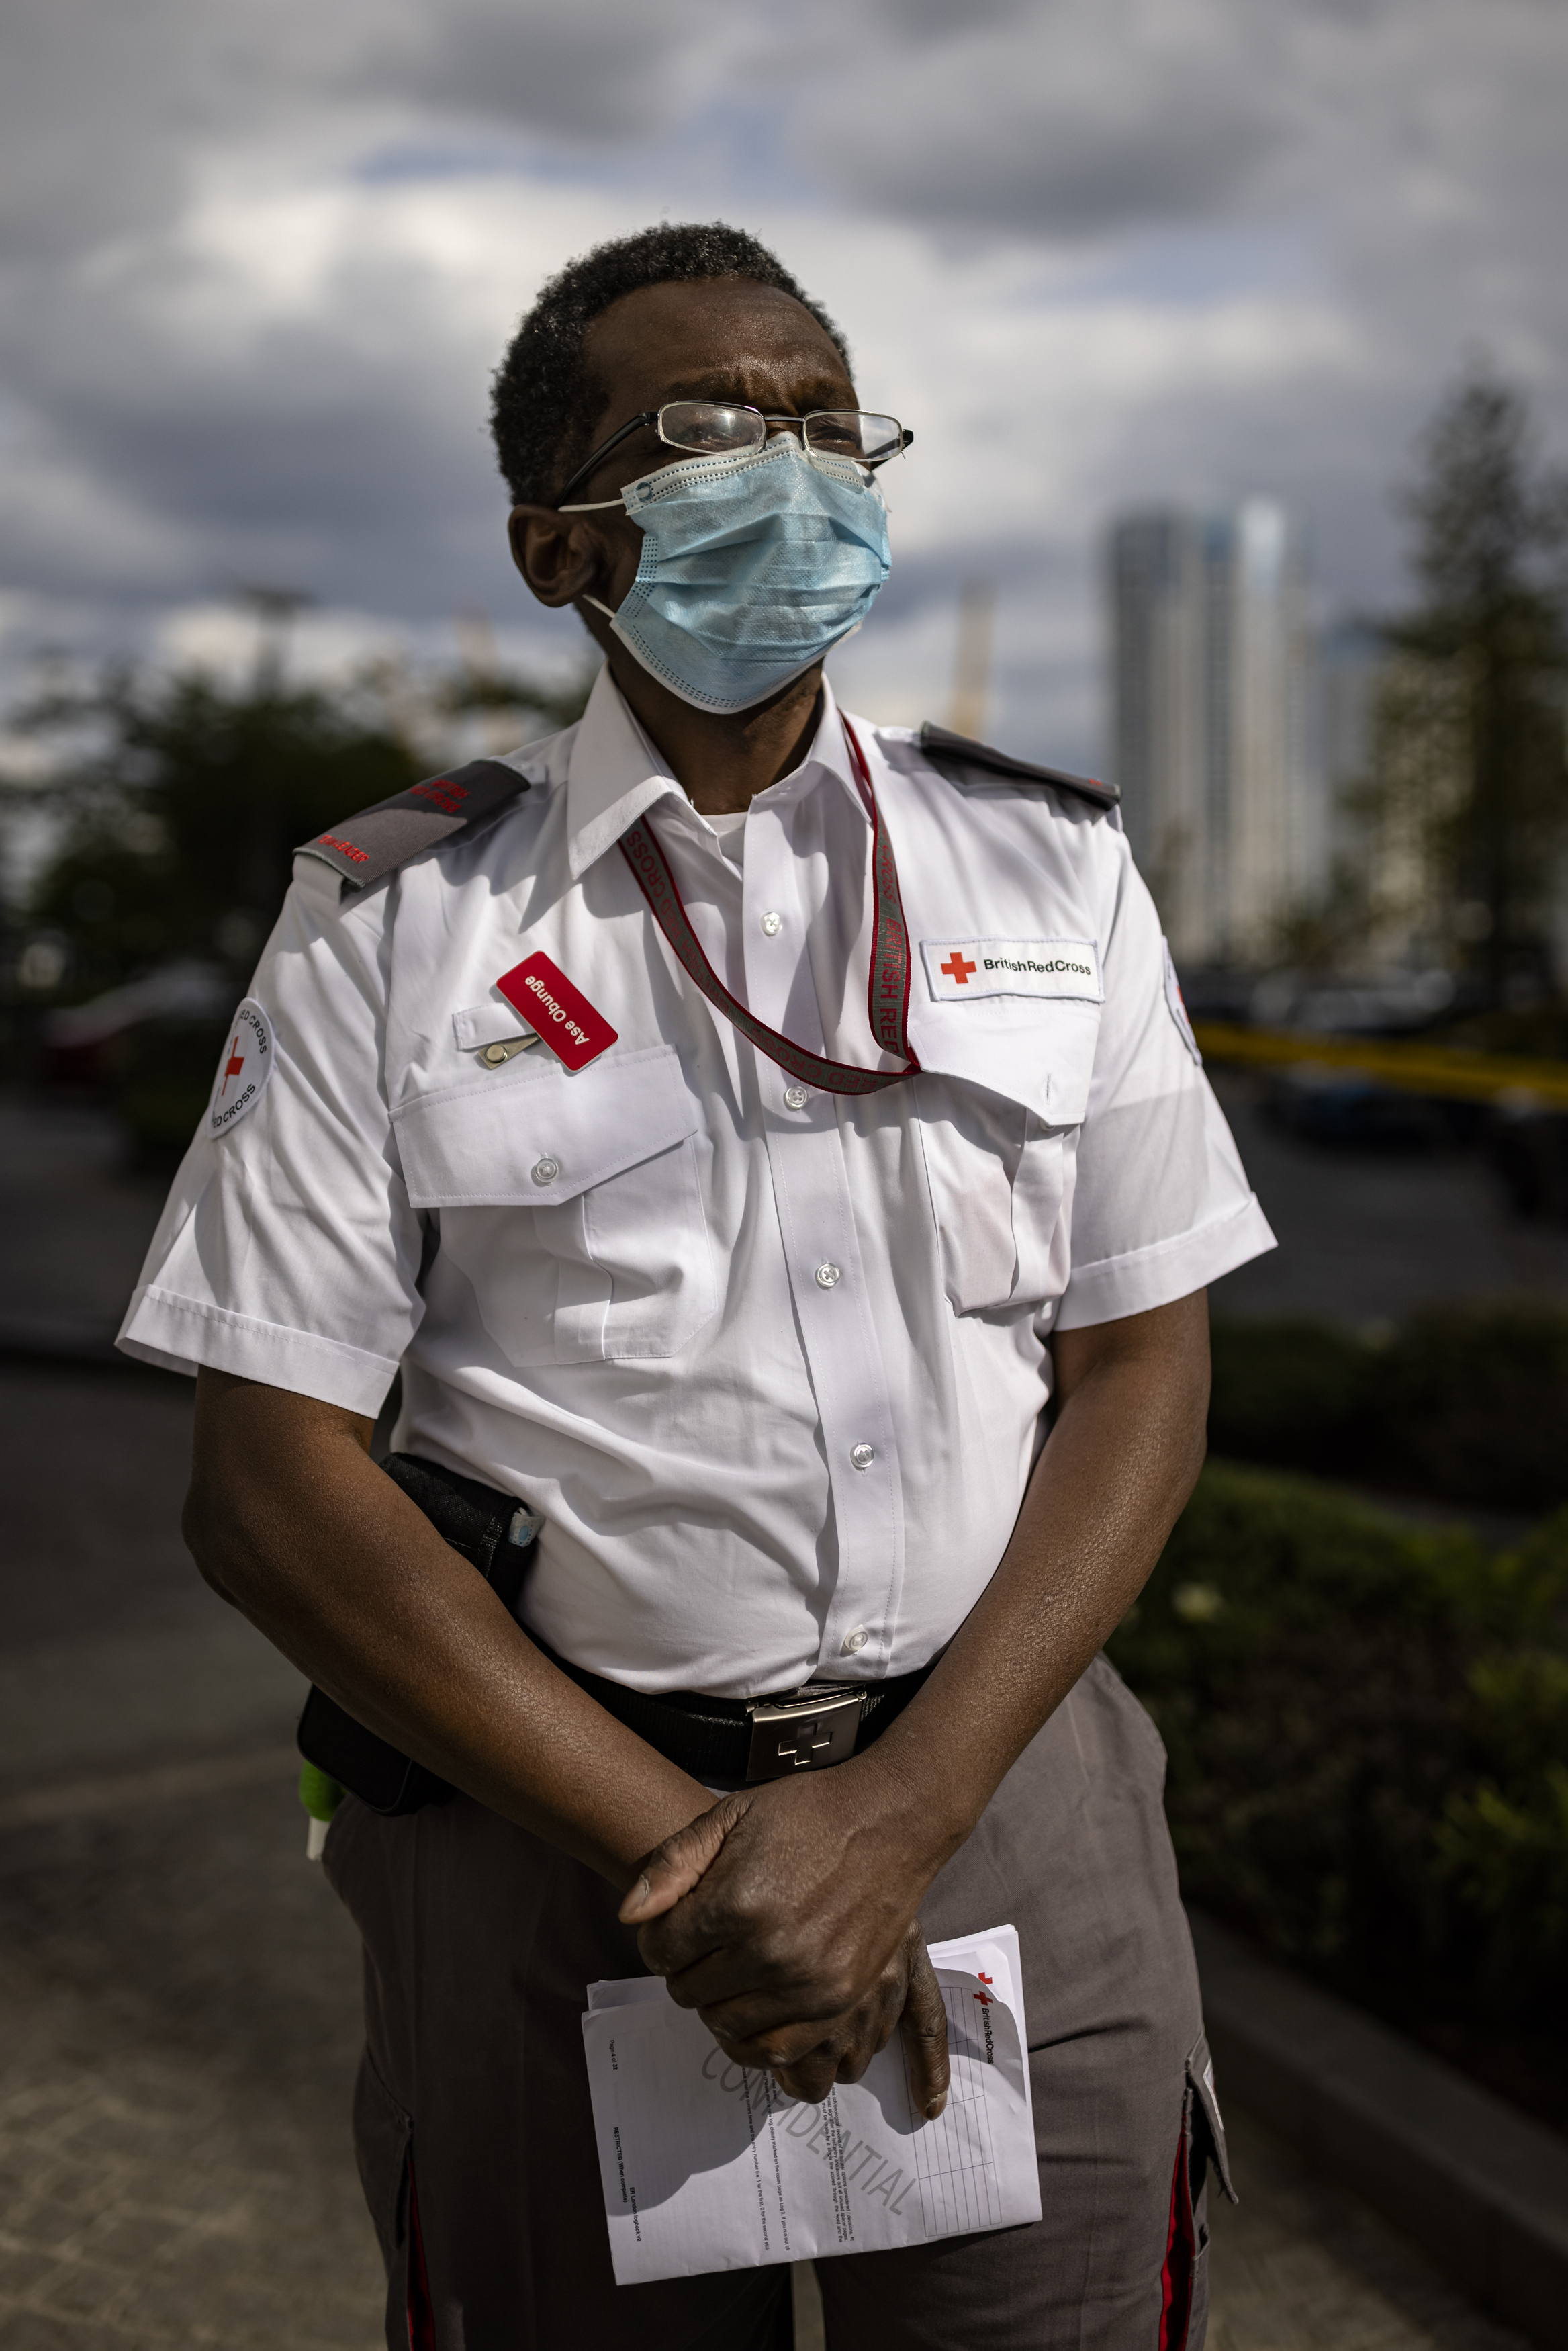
(915, 1010), (1099, 1317)
(391, 1044), (718, 1367)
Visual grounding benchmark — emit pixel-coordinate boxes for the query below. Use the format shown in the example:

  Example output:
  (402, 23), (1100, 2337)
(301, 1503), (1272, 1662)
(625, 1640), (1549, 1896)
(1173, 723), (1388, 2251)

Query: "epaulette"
(918, 721), (1119, 811)
(294, 758), (533, 893)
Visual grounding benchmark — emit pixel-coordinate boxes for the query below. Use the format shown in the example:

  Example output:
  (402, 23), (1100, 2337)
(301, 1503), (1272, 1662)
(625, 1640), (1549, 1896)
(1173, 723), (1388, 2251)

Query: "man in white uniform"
(121, 223), (1269, 2348)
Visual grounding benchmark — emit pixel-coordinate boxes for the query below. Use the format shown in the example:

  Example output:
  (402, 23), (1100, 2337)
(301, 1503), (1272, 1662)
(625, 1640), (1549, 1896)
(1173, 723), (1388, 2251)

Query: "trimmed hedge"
(1106, 1463), (1568, 2035)
(1208, 1300), (1568, 1511)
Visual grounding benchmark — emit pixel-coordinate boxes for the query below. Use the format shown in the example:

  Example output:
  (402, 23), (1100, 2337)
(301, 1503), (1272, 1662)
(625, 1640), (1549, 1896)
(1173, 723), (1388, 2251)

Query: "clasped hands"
(619, 1744), (960, 2118)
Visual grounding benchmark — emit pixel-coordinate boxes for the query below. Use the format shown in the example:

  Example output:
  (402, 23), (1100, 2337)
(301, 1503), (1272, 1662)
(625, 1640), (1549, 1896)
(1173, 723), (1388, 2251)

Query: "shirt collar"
(565, 665), (867, 881)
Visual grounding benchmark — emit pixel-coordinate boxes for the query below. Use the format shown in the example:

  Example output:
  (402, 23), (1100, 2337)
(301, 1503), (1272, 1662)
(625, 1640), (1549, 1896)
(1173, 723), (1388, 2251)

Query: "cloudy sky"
(3, 0), (1567, 768)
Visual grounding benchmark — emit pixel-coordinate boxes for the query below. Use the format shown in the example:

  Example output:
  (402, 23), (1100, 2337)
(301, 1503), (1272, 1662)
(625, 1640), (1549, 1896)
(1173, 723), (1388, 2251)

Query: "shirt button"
(814, 1262), (841, 1289)
(531, 1157), (560, 1186)
(849, 1441), (875, 1470)
(841, 1626), (870, 1655)
(760, 910), (784, 936)
(784, 1085), (809, 1110)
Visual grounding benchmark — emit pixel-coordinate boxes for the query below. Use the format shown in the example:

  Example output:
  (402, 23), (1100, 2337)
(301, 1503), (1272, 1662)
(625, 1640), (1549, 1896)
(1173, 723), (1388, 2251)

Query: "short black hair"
(489, 221), (851, 508)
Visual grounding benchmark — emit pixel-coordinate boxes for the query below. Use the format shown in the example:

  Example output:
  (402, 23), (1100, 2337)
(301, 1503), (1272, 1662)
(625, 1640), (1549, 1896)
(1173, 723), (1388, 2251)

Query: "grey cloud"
(0, 263), (516, 616)
(1, 0), (1566, 770)
(361, 0), (723, 142)
(785, 0), (1568, 263)
(0, 0), (718, 269)
(790, 0), (1295, 234)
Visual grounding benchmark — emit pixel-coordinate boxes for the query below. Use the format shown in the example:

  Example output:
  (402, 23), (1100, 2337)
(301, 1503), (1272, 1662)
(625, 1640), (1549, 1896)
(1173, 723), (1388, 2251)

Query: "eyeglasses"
(555, 402), (911, 508)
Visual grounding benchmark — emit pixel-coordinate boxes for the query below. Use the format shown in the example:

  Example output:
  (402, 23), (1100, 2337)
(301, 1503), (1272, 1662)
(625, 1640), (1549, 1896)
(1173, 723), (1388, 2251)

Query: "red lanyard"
(618, 719), (921, 1097)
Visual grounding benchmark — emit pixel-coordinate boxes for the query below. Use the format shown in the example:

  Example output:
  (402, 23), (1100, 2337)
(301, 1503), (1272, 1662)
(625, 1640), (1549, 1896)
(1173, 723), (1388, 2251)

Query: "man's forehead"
(584, 278), (849, 387)
(656, 363), (853, 407)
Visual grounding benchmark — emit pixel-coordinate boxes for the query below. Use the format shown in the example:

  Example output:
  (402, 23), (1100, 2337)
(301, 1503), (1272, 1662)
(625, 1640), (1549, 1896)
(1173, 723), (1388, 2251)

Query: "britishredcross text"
(921, 938), (1105, 1005)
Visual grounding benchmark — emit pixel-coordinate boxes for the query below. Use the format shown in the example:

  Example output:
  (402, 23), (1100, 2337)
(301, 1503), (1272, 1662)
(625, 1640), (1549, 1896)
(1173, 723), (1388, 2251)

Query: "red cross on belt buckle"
(941, 950), (977, 986)
(745, 1688), (864, 1782)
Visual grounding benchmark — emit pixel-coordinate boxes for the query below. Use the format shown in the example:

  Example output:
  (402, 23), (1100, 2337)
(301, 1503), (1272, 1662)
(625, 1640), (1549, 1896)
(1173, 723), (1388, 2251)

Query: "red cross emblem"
(974, 1971), (994, 2006)
(220, 1038), (244, 1096)
(941, 951), (977, 986)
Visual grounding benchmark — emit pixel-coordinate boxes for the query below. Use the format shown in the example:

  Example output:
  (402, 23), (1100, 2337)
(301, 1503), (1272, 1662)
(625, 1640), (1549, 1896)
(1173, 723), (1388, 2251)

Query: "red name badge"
(496, 952), (618, 1072)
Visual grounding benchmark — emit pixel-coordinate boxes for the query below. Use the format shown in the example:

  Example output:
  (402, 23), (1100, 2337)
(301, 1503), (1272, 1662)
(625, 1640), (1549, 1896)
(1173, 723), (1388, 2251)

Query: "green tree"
(1374, 369), (1568, 1004)
(3, 652), (592, 1150)
(18, 670), (422, 1000)
(11, 656), (592, 1004)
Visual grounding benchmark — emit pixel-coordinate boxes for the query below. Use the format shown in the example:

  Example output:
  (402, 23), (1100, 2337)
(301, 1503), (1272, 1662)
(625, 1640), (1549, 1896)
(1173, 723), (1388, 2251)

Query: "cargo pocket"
(1162, 2033), (1236, 2351)
(352, 2049), (416, 2348)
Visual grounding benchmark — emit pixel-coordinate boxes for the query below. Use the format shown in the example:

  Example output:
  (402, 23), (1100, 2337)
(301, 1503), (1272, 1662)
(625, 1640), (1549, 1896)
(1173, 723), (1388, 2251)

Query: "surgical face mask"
(565, 436), (891, 715)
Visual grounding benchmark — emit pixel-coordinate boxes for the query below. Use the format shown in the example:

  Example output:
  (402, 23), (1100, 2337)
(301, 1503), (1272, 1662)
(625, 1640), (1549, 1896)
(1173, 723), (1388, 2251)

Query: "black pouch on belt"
(295, 1451), (541, 1817)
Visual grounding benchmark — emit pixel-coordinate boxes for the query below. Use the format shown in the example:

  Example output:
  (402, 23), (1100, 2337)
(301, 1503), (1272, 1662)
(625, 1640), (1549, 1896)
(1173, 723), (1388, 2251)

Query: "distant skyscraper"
(1108, 500), (1320, 966)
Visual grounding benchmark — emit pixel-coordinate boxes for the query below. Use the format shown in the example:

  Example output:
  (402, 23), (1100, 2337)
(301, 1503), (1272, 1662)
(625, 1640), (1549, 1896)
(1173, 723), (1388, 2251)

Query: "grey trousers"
(323, 1652), (1231, 2351)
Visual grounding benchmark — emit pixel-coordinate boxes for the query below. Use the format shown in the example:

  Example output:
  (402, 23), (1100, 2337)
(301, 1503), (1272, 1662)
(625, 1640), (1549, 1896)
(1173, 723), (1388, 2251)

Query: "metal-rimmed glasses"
(555, 402), (911, 508)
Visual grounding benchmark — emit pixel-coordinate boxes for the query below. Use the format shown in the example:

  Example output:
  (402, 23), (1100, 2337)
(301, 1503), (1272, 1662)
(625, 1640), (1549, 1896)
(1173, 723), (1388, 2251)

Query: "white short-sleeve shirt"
(119, 669), (1273, 1697)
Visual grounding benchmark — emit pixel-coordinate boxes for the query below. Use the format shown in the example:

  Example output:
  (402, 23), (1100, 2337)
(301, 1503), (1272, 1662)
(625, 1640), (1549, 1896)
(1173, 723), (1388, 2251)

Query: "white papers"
(581, 1926), (1040, 2285)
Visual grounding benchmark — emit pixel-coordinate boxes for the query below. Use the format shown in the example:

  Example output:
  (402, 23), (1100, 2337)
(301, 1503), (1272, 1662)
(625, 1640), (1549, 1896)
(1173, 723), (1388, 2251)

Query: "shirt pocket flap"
(913, 1000), (1101, 1127)
(451, 997), (537, 1051)
(393, 1044), (699, 1208)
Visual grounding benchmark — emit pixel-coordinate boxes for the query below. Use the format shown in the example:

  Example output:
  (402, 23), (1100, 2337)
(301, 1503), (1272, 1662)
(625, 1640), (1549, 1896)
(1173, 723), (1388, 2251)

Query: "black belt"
(299, 1452), (935, 1812)
(539, 1641), (937, 1785)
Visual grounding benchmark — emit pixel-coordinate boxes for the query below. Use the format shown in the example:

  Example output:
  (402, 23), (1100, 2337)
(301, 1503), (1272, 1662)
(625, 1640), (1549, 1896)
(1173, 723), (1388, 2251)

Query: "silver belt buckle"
(745, 1685), (864, 1783)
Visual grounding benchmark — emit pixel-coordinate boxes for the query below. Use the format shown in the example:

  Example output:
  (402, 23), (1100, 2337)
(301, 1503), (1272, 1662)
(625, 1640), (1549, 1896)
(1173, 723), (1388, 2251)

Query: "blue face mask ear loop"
(555, 496), (633, 621)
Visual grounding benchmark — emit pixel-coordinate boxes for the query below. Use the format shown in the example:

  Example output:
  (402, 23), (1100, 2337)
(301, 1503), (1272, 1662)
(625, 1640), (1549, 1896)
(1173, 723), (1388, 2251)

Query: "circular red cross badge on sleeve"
(207, 997), (274, 1137)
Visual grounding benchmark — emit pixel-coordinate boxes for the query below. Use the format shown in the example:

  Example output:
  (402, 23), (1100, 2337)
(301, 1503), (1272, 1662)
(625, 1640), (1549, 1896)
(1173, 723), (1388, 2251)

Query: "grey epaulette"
(919, 721), (1119, 812)
(294, 758), (533, 893)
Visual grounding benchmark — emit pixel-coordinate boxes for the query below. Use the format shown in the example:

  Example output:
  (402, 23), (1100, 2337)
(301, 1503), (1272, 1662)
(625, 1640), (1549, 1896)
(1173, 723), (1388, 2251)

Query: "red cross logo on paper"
(220, 1039), (244, 1096)
(941, 951), (977, 986)
(974, 1971), (994, 2007)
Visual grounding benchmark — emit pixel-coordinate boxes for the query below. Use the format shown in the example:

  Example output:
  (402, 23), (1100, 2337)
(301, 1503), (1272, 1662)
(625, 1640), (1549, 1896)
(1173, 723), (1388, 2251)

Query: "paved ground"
(0, 1357), (377, 2350)
(0, 1352), (1536, 2349)
(1203, 2113), (1526, 2351)
(0, 1094), (171, 1356)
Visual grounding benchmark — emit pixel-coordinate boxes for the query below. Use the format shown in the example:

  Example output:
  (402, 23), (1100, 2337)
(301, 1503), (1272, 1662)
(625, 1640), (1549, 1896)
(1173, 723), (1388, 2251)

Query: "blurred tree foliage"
(21, 670), (420, 1000)
(14, 658), (592, 1003)
(5, 653), (593, 1151)
(1361, 368), (1568, 1003)
(1207, 1299), (1568, 1512)
(1108, 1465), (1568, 2113)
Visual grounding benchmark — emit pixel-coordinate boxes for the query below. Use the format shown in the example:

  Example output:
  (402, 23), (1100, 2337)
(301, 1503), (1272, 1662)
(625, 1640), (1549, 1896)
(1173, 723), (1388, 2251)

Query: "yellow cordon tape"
(1193, 1023), (1568, 1110)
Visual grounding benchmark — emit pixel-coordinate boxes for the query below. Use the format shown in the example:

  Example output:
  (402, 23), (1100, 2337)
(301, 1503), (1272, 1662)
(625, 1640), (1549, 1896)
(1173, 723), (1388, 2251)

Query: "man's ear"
(508, 506), (604, 610)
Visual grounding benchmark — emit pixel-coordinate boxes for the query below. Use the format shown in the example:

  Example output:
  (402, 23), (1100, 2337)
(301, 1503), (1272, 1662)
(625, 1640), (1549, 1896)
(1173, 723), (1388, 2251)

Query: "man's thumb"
(618, 1798), (741, 1924)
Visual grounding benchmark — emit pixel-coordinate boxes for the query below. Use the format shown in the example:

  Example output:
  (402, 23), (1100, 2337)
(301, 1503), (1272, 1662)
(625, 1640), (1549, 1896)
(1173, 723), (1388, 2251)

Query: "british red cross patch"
(207, 997), (273, 1136)
(921, 938), (1103, 1005)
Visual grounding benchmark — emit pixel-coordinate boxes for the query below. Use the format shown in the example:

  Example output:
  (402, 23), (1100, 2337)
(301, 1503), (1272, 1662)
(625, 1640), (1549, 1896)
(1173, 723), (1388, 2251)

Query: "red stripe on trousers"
(407, 2155), (436, 2351)
(1158, 2117), (1196, 2350)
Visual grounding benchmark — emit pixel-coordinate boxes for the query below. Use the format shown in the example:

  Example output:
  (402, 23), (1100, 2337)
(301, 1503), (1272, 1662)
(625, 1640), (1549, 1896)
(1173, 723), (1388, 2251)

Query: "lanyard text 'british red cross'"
(618, 720), (921, 1098)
